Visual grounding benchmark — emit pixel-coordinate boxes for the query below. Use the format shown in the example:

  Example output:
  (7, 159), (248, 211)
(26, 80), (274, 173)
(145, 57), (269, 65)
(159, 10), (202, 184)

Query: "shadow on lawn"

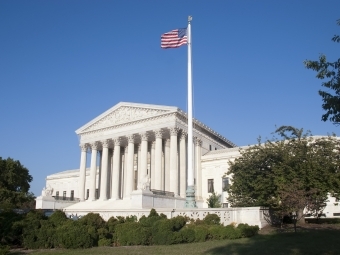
(204, 228), (340, 255)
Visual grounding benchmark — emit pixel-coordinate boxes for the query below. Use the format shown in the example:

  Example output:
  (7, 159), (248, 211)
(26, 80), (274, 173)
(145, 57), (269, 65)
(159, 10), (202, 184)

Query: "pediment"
(77, 103), (177, 134)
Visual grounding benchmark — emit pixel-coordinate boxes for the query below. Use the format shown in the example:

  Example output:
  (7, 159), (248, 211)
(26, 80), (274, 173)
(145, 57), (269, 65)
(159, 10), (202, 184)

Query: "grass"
(9, 228), (340, 255)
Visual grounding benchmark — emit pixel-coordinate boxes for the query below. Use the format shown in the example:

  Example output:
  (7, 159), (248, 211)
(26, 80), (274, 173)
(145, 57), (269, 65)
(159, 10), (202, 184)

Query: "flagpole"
(185, 15), (196, 208)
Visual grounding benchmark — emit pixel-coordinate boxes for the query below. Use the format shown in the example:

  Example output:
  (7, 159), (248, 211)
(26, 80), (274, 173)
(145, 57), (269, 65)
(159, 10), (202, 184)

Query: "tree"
(0, 157), (34, 209)
(304, 19), (340, 125)
(227, 126), (340, 225)
(206, 192), (221, 208)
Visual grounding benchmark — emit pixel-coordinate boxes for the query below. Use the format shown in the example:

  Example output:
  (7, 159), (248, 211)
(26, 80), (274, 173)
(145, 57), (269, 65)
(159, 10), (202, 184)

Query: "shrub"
(139, 210), (166, 228)
(236, 223), (259, 237)
(114, 222), (151, 246)
(78, 213), (105, 229)
(151, 216), (187, 245)
(98, 238), (112, 246)
(48, 210), (69, 226)
(107, 217), (121, 233)
(208, 225), (226, 240)
(203, 214), (220, 225)
(0, 245), (9, 255)
(35, 220), (56, 248)
(56, 221), (93, 249)
(148, 208), (159, 217)
(223, 225), (242, 239)
(170, 216), (187, 231)
(0, 210), (25, 246)
(22, 210), (48, 249)
(179, 227), (195, 243)
(194, 225), (209, 242)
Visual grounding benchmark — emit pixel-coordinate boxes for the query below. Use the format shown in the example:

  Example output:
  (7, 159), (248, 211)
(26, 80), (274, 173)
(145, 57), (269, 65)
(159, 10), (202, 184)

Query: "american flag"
(161, 28), (187, 49)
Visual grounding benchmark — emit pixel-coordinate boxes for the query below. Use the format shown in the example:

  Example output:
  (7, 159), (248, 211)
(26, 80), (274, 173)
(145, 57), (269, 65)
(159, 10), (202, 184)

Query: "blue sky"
(1, 0), (339, 196)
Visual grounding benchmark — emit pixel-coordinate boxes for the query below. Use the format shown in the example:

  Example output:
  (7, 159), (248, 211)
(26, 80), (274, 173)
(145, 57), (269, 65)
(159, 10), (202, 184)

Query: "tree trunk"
(297, 208), (306, 225)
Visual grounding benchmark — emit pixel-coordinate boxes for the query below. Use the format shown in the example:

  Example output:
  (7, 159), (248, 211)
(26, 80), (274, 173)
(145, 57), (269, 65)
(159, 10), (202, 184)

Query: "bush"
(179, 227), (195, 243)
(223, 225), (242, 239)
(22, 210), (48, 249)
(48, 210), (69, 226)
(78, 213), (105, 229)
(194, 225), (209, 242)
(35, 220), (56, 248)
(107, 217), (121, 233)
(151, 216), (187, 245)
(98, 238), (112, 247)
(236, 223), (259, 237)
(203, 214), (220, 225)
(56, 221), (93, 249)
(139, 210), (167, 228)
(0, 210), (25, 246)
(208, 225), (226, 240)
(0, 245), (9, 255)
(114, 222), (151, 246)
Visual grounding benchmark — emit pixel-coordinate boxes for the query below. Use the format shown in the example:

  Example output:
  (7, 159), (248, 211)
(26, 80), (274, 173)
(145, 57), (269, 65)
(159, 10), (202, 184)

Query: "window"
(222, 203), (229, 208)
(222, 177), (230, 191)
(63, 191), (66, 200)
(86, 189), (89, 200)
(333, 213), (340, 216)
(208, 179), (214, 193)
(95, 189), (99, 199)
(70, 190), (74, 201)
(209, 145), (212, 151)
(56, 191), (59, 199)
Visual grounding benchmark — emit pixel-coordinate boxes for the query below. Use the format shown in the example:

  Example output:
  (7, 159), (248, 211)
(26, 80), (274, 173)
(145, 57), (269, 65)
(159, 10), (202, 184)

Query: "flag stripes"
(161, 28), (187, 49)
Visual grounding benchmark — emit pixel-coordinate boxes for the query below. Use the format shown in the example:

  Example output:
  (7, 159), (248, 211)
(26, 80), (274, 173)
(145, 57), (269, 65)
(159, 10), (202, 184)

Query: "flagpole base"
(185, 185), (197, 208)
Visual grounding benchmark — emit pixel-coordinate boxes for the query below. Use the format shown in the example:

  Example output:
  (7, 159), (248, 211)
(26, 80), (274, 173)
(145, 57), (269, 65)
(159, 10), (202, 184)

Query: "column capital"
(180, 131), (187, 141)
(169, 127), (179, 136)
(113, 137), (121, 146)
(154, 129), (163, 139)
(194, 137), (202, 146)
(140, 132), (149, 141)
(90, 141), (99, 150)
(101, 139), (111, 148)
(80, 143), (88, 152)
(127, 134), (135, 143)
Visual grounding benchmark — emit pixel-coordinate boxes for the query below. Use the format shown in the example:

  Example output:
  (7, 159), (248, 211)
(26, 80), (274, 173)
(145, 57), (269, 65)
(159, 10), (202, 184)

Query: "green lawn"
(10, 229), (340, 255)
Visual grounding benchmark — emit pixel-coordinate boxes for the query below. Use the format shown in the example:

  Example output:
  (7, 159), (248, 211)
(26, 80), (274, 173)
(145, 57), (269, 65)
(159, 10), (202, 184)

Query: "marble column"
(150, 141), (155, 189)
(111, 137), (121, 200)
(169, 127), (179, 195)
(195, 138), (202, 200)
(140, 132), (148, 188)
(164, 139), (170, 191)
(179, 131), (187, 198)
(125, 135), (135, 198)
(137, 144), (141, 188)
(79, 144), (87, 201)
(123, 146), (128, 199)
(154, 129), (163, 190)
(99, 140), (110, 201)
(89, 142), (99, 201)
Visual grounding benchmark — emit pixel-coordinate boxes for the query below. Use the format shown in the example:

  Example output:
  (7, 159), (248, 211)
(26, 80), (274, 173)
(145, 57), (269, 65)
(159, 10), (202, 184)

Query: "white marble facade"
(41, 102), (236, 209)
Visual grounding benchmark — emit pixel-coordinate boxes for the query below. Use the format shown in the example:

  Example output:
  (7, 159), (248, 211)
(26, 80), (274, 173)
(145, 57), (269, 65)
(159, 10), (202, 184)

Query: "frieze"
(82, 106), (169, 133)
(80, 113), (175, 140)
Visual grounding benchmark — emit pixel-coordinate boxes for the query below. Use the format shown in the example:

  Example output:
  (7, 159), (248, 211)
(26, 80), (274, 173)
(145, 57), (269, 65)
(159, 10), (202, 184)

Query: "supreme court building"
(37, 102), (238, 210)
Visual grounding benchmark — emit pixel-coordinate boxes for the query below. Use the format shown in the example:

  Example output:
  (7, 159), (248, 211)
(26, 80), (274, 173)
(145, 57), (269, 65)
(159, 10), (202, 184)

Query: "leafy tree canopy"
(206, 192), (221, 208)
(0, 157), (34, 209)
(227, 126), (340, 212)
(304, 19), (340, 125)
